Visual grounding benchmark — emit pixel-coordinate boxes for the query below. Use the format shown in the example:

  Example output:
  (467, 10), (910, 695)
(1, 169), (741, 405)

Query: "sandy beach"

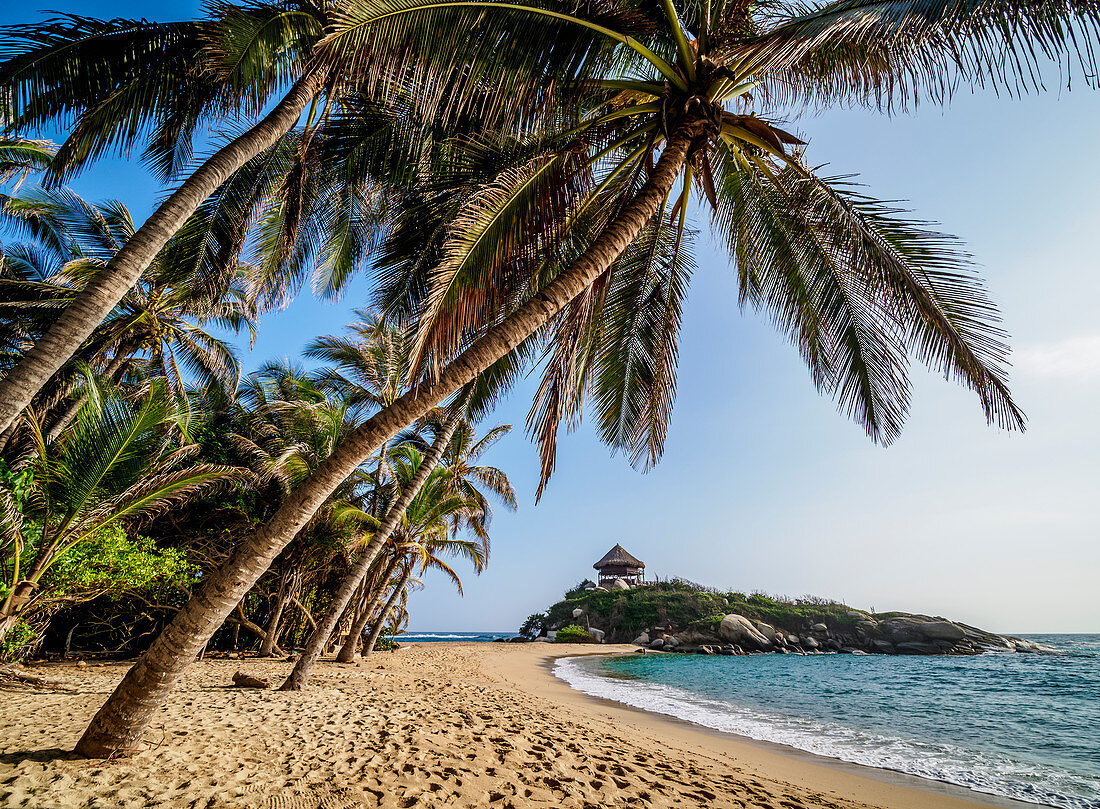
(0, 643), (1029, 809)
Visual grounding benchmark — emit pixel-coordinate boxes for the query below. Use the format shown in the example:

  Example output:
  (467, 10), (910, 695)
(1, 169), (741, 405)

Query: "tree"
(76, 0), (1100, 755)
(0, 6), (328, 433)
(0, 377), (240, 644)
(0, 188), (255, 442)
(334, 417), (515, 661)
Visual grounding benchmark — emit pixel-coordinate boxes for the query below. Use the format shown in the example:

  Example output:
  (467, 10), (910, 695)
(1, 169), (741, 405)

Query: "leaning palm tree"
(0, 188), (255, 442)
(0, 0), (571, 434)
(335, 428), (513, 661)
(76, 0), (1100, 755)
(346, 453), (489, 659)
(0, 376), (241, 642)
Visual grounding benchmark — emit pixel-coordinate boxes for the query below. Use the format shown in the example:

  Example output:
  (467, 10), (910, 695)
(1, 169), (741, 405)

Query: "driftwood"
(231, 670), (270, 689)
(0, 664), (77, 691)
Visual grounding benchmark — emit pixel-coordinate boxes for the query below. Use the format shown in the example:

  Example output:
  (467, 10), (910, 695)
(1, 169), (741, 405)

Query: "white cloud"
(1015, 335), (1100, 379)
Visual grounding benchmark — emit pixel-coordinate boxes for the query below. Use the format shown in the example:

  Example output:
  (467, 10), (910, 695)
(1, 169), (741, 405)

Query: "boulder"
(787, 634), (800, 645)
(871, 639), (896, 653)
(718, 614), (772, 649)
(588, 628), (605, 643)
(918, 621), (965, 641)
(896, 641), (941, 655)
(752, 621), (778, 642)
(811, 623), (829, 633)
(632, 632), (651, 646)
(546, 630), (557, 641)
(824, 638), (841, 651)
(611, 578), (632, 590)
(881, 619), (925, 645)
(801, 636), (819, 649)
(674, 629), (718, 647)
(649, 638), (665, 650)
(663, 635), (680, 649)
(572, 608), (586, 619)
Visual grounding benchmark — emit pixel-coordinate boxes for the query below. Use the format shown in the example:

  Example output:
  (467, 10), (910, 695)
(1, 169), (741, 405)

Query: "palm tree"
(0, 377), (241, 642)
(335, 424), (515, 660)
(76, 0), (1100, 755)
(0, 5), (329, 433)
(0, 188), (255, 443)
(353, 451), (490, 658)
(228, 362), (380, 655)
(280, 390), (472, 690)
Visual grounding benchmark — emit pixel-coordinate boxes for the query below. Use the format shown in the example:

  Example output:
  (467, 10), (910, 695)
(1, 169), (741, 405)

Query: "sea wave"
(554, 656), (1100, 809)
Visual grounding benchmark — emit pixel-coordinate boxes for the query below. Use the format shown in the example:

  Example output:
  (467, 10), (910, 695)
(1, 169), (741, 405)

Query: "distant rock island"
(520, 547), (1054, 656)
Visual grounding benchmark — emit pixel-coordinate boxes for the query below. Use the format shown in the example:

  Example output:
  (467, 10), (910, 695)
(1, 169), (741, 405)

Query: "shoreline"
(0, 642), (1056, 808)
(509, 644), (1039, 809)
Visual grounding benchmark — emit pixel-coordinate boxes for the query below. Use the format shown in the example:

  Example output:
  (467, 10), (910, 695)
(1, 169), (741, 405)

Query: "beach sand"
(0, 643), (1023, 809)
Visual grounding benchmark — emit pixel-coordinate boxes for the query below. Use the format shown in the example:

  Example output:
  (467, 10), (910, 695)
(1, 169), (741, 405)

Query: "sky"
(3, 2), (1098, 634)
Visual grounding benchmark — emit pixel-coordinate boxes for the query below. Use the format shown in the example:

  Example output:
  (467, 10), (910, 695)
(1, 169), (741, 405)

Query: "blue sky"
(5, 2), (1098, 633)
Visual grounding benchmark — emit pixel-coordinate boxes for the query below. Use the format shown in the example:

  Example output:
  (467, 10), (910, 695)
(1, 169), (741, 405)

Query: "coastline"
(0, 642), (1049, 808)
(504, 644), (1039, 809)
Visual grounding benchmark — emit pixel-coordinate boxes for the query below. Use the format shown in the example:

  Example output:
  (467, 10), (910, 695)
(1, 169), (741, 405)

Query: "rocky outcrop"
(622, 611), (1054, 658)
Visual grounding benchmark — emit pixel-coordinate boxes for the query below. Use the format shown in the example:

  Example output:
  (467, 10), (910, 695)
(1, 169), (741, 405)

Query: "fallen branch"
(0, 664), (77, 691)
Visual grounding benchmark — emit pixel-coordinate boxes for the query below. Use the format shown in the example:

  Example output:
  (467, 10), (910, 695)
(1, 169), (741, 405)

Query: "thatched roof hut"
(593, 544), (645, 586)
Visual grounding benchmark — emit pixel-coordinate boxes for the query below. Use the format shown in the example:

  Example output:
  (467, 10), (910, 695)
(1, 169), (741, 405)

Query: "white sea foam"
(554, 657), (1100, 809)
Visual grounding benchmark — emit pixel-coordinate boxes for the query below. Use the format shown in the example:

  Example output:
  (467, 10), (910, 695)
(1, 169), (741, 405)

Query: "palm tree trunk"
(280, 396), (469, 690)
(0, 71), (325, 436)
(73, 124), (698, 757)
(336, 553), (401, 663)
(364, 564), (413, 656)
(258, 567), (293, 658)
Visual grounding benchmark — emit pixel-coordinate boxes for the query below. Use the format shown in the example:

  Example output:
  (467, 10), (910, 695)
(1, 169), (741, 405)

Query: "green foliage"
(554, 624), (592, 643)
(45, 524), (195, 598)
(543, 584), (862, 642)
(563, 580), (593, 600)
(0, 619), (38, 661)
(374, 636), (398, 651)
(518, 612), (547, 639)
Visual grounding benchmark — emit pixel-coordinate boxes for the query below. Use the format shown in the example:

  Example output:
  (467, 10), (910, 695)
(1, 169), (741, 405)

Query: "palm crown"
(315, 0), (1097, 493)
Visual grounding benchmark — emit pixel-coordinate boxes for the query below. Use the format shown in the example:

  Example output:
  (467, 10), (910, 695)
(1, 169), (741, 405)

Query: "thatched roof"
(593, 544), (645, 570)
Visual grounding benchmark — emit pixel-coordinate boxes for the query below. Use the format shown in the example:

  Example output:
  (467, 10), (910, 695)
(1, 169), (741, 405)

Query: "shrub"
(554, 625), (593, 643)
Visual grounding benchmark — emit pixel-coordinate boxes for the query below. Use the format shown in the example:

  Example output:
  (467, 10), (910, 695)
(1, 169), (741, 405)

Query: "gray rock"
(752, 621), (778, 642)
(546, 630), (557, 641)
(849, 649), (868, 655)
(649, 638), (665, 649)
(533, 636), (552, 643)
(919, 621), (965, 641)
(588, 627), (605, 643)
(871, 639), (896, 653)
(663, 636), (680, 649)
(718, 614), (772, 649)
(811, 623), (829, 633)
(802, 636), (819, 649)
(632, 632), (650, 646)
(896, 641), (941, 655)
(572, 608), (586, 619)
(611, 578), (632, 591)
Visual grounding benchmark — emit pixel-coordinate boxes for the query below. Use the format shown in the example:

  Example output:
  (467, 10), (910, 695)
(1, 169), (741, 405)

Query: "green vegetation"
(554, 625), (593, 643)
(538, 583), (861, 642)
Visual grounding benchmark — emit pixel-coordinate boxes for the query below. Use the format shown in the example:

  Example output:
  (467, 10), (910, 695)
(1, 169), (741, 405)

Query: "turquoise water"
(555, 634), (1100, 808)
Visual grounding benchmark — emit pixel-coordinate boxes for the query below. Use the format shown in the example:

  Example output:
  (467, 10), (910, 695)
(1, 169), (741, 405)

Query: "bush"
(554, 625), (593, 643)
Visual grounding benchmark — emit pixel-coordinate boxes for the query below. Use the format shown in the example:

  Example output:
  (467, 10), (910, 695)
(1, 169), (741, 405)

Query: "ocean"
(399, 631), (510, 642)
(555, 634), (1100, 809)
